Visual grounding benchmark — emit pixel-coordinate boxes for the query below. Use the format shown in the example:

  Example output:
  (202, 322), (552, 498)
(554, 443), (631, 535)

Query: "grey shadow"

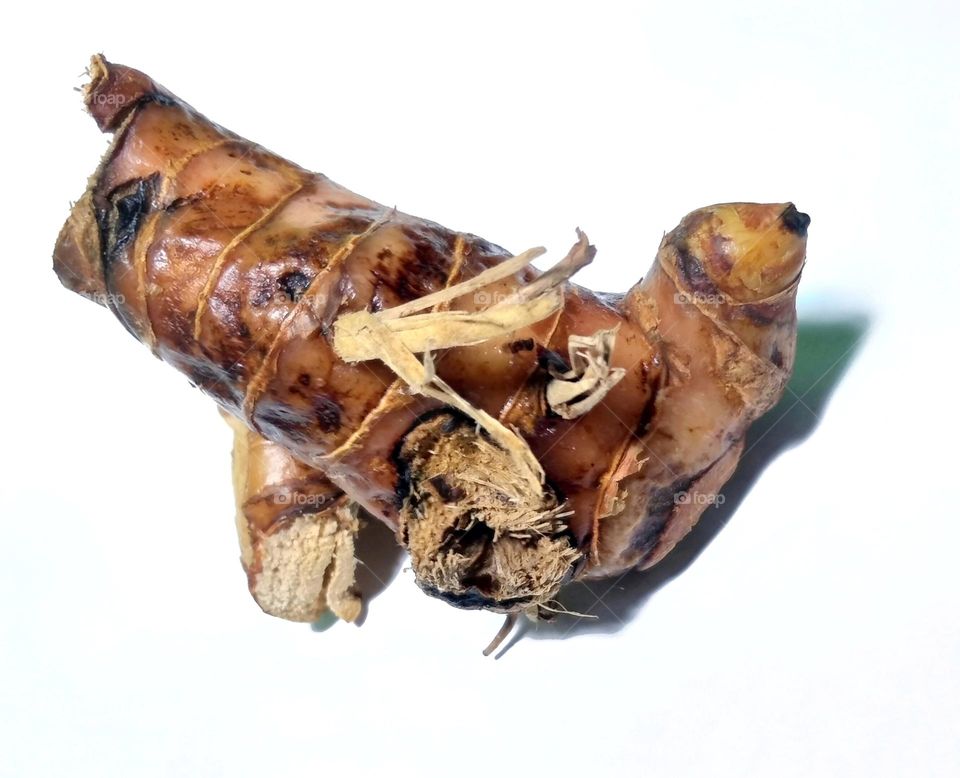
(311, 514), (406, 631)
(497, 315), (870, 652)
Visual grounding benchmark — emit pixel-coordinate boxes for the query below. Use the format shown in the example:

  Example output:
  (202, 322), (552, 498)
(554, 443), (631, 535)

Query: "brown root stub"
(397, 413), (583, 612)
(225, 411), (362, 623)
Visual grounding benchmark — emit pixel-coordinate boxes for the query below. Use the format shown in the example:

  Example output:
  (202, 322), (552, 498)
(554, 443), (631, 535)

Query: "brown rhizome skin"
(54, 56), (807, 634)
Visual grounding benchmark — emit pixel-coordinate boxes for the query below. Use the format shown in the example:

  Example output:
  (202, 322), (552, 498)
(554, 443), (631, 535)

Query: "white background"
(2, 1), (958, 776)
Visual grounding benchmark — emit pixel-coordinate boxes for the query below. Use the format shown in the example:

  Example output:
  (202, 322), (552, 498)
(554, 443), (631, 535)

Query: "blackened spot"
(674, 244), (718, 296)
(569, 545), (591, 578)
(392, 428), (418, 518)
(630, 476), (694, 560)
(185, 362), (229, 392)
(771, 345), (784, 369)
(461, 233), (512, 261)
(377, 247), (393, 260)
(630, 514), (670, 561)
(429, 475), (466, 503)
(537, 346), (571, 374)
(419, 584), (497, 610)
(508, 338), (535, 354)
(649, 480), (690, 520)
(141, 93), (176, 108)
(237, 322), (250, 339)
(418, 582), (532, 612)
(393, 226), (455, 300)
(635, 370), (662, 437)
(781, 204), (811, 237)
(254, 404), (312, 444)
(278, 270), (312, 302)
(438, 513), (493, 554)
(310, 215), (373, 245)
(312, 395), (342, 433)
(297, 373), (312, 387)
(165, 192), (203, 212)
(102, 93), (176, 129)
(100, 175), (159, 271)
(392, 411), (470, 511)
